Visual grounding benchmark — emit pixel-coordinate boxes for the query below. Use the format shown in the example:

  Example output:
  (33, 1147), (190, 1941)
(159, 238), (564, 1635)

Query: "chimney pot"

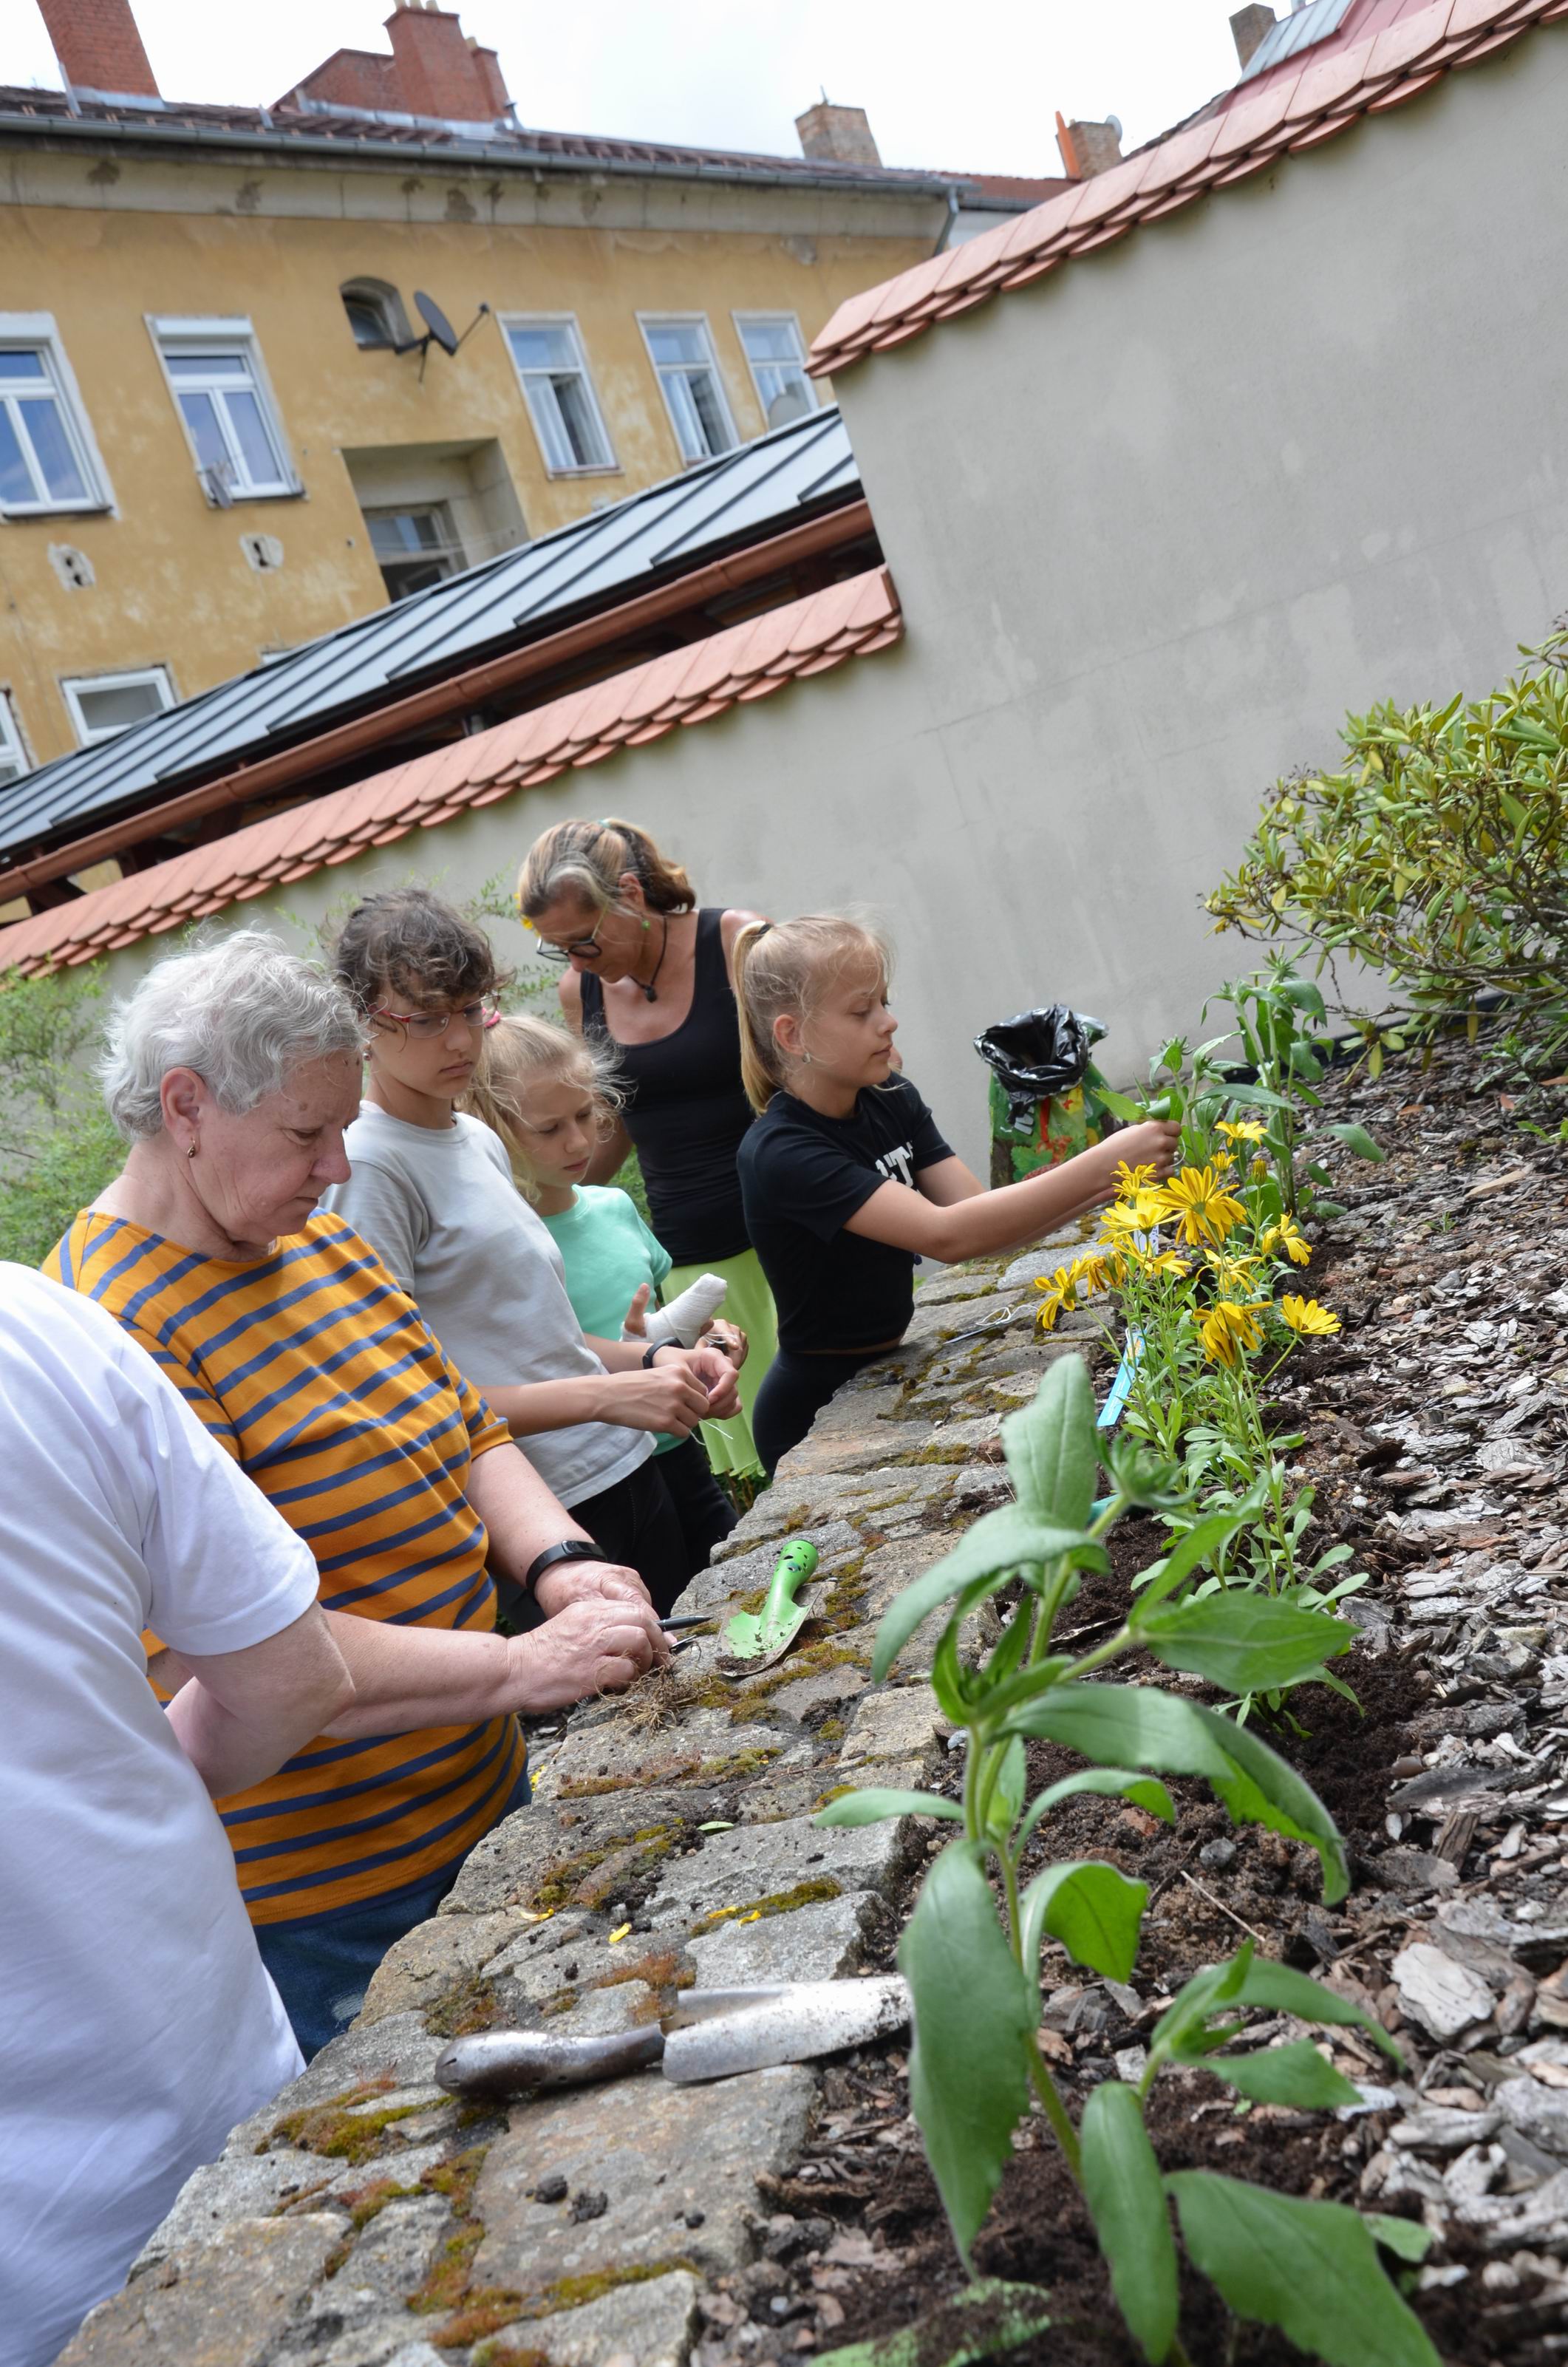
(1054, 112), (1122, 181)
(794, 101), (881, 169)
(1230, 5), (1278, 69)
(35, 0), (159, 97)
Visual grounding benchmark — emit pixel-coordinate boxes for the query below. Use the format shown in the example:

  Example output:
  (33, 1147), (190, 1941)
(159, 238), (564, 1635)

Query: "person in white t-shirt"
(0, 1265), (354, 2367)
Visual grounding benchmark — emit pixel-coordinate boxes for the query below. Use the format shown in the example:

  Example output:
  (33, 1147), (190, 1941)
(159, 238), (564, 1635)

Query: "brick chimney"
(35, 0), (159, 98)
(1230, 4), (1278, 67)
(385, 1), (504, 122)
(1054, 112), (1122, 180)
(466, 37), (510, 120)
(795, 102), (882, 169)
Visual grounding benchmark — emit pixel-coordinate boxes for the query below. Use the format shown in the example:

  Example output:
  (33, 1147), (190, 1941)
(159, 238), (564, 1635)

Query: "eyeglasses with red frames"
(368, 996), (500, 1041)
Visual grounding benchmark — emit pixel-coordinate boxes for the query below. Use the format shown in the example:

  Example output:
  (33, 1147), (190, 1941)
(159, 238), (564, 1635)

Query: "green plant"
(0, 965), (123, 1264)
(817, 1360), (1436, 2367)
(1207, 633), (1568, 1066)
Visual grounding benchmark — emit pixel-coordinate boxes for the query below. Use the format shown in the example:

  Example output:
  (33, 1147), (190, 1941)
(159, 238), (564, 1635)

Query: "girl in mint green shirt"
(468, 1017), (743, 1568)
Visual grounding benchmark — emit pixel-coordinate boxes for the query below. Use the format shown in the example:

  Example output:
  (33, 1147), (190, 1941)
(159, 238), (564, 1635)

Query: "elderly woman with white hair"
(47, 929), (666, 2059)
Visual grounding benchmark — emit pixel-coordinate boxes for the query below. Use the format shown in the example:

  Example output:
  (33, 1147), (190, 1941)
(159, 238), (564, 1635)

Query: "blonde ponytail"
(731, 914), (893, 1115)
(517, 817), (695, 924)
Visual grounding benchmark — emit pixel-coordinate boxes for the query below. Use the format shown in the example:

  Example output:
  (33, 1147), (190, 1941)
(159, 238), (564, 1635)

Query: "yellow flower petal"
(1280, 1295), (1340, 1336)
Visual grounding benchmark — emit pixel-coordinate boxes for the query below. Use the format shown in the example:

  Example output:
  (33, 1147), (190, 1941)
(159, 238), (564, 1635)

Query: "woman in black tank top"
(517, 817), (778, 1481)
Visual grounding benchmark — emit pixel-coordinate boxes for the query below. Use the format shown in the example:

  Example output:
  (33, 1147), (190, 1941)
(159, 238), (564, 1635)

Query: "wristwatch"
(641, 1340), (676, 1369)
(522, 1539), (605, 1593)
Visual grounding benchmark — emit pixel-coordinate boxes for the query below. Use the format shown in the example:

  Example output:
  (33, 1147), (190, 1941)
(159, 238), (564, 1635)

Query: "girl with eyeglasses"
(516, 817), (778, 1484)
(732, 914), (1183, 1477)
(323, 888), (740, 1613)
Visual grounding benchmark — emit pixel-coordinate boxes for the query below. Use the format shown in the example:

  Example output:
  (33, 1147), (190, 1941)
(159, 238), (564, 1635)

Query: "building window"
(503, 319), (616, 474)
(640, 319), (737, 464)
(734, 316), (817, 429)
(151, 319), (294, 502)
(365, 505), (465, 602)
(0, 689), (30, 789)
(0, 326), (105, 515)
(341, 280), (412, 351)
(63, 665), (175, 746)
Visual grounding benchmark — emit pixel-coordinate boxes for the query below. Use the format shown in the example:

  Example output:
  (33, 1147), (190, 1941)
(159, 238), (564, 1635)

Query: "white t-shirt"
(324, 1103), (650, 1508)
(0, 1267), (316, 2367)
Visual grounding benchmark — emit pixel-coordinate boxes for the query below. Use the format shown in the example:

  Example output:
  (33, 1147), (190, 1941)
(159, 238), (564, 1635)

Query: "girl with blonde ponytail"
(517, 816), (777, 1479)
(734, 916), (1183, 1474)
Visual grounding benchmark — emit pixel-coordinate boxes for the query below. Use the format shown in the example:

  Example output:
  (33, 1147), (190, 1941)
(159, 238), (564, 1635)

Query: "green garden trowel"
(719, 1539), (819, 1677)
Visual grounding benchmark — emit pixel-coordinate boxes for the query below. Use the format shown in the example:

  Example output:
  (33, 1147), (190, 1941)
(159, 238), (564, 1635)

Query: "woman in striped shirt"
(47, 930), (665, 2057)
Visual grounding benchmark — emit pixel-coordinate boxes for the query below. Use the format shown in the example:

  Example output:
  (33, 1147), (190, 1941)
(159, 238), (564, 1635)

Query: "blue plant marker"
(1097, 1329), (1143, 1430)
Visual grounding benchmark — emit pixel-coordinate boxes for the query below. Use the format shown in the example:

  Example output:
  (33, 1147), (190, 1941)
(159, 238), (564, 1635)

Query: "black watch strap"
(523, 1539), (603, 1593)
(641, 1340), (672, 1369)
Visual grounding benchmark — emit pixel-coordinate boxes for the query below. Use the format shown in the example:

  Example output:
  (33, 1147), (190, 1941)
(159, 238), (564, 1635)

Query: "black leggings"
(752, 1346), (884, 1477)
(655, 1434), (737, 1572)
(495, 1455), (693, 1625)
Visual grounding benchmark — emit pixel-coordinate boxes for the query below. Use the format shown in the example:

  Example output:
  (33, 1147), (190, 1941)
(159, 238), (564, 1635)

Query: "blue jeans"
(254, 1768), (531, 2061)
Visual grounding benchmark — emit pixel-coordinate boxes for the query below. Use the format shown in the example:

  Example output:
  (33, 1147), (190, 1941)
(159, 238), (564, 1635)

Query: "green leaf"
(1001, 1356), (1098, 1529)
(1365, 2214), (1434, 2264)
(1006, 1684), (1349, 1903)
(1168, 2173), (1440, 2367)
(1229, 1958), (1403, 2063)
(872, 1506), (1101, 1681)
(1134, 1502), (1259, 1612)
(1200, 2041), (1362, 2108)
(986, 1737), (1028, 1839)
(1080, 2082), (1179, 2363)
(1329, 1122), (1386, 1162)
(811, 2279), (1054, 2367)
(1147, 1949), (1253, 2074)
(1019, 1860), (1148, 1984)
(1210, 1080), (1298, 1111)
(1094, 1083), (1145, 1124)
(1016, 1768), (1175, 1850)
(1136, 1594), (1354, 1694)
(899, 1842), (1034, 2267)
(815, 1790), (963, 1827)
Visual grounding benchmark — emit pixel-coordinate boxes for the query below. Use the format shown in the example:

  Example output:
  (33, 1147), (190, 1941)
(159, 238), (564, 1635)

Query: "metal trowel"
(718, 1538), (819, 1677)
(433, 1974), (910, 2098)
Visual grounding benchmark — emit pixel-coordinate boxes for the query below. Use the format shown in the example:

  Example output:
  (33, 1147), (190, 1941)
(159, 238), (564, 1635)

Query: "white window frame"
(62, 664), (177, 748)
(0, 687), (32, 786)
(148, 316), (298, 502)
(732, 312), (818, 426)
(0, 313), (112, 518)
(637, 314), (738, 466)
(500, 313), (618, 477)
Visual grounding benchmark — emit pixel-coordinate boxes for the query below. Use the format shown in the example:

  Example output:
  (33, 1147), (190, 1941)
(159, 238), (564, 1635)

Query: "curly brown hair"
(333, 887), (513, 1016)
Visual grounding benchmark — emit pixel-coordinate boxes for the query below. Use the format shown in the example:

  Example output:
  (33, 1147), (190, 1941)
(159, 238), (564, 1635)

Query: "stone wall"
(58, 1250), (1073, 2367)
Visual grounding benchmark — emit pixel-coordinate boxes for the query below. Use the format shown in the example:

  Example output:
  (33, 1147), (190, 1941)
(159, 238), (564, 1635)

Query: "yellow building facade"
(0, 4), (981, 782)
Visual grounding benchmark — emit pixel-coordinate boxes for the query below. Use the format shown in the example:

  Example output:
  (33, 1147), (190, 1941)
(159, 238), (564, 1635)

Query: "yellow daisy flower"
(1112, 1159), (1156, 1197)
(1152, 1165), (1247, 1247)
(1199, 1298), (1267, 1369)
(1261, 1216), (1312, 1268)
(1280, 1295), (1340, 1336)
(1217, 1119), (1267, 1144)
(1250, 1155), (1269, 1180)
(1033, 1263), (1082, 1333)
(1070, 1247), (1125, 1297)
(1131, 1247), (1190, 1281)
(1101, 1196), (1170, 1239)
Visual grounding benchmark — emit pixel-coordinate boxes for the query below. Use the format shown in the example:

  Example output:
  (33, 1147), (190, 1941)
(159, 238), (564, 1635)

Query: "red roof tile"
(809, 0), (1563, 376)
(0, 571), (901, 978)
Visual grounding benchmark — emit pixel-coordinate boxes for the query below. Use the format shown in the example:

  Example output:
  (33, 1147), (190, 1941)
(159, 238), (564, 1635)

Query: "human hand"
(533, 1556), (652, 1617)
(682, 1343), (741, 1419)
(1112, 1119), (1182, 1185)
(621, 1283), (651, 1339)
(509, 1597), (668, 1709)
(699, 1319), (748, 1370)
(605, 1355), (712, 1437)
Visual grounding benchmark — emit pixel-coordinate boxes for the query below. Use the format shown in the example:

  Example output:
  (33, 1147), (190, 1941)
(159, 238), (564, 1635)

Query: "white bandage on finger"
(625, 1271), (729, 1349)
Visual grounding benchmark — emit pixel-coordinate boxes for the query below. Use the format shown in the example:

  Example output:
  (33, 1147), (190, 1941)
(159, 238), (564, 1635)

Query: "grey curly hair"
(99, 929), (365, 1142)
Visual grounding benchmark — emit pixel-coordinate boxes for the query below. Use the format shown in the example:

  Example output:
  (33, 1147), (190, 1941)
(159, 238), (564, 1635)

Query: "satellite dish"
(415, 291), (460, 356)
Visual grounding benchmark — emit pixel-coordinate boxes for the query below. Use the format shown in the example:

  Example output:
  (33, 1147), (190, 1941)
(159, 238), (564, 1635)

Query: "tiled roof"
(0, 569), (901, 978)
(809, 0), (1567, 377)
(0, 82), (975, 194)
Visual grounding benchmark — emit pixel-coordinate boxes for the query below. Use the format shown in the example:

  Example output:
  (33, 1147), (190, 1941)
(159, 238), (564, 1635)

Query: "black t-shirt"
(737, 1073), (954, 1352)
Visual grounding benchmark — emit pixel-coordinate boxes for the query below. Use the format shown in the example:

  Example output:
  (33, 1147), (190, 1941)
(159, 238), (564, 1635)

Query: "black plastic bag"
(974, 1006), (1107, 1130)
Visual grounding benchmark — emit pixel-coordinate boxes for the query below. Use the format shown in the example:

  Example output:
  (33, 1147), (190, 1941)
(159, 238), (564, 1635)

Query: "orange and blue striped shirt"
(47, 1208), (526, 1925)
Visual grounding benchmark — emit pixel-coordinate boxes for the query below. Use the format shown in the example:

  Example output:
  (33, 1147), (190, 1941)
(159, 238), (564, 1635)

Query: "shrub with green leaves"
(817, 1358), (1437, 2367)
(0, 965), (121, 1267)
(1207, 634), (1568, 1060)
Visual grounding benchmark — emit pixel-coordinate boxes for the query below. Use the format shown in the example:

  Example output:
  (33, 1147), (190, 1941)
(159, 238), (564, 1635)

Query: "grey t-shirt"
(324, 1103), (650, 1508)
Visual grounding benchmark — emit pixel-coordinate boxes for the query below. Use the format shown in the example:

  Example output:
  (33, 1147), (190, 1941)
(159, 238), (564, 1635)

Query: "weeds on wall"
(817, 1359), (1436, 2367)
(1206, 633), (1568, 1074)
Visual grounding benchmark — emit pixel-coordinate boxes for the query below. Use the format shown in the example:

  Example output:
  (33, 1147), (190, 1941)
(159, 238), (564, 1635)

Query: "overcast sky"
(3, 1), (1249, 174)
